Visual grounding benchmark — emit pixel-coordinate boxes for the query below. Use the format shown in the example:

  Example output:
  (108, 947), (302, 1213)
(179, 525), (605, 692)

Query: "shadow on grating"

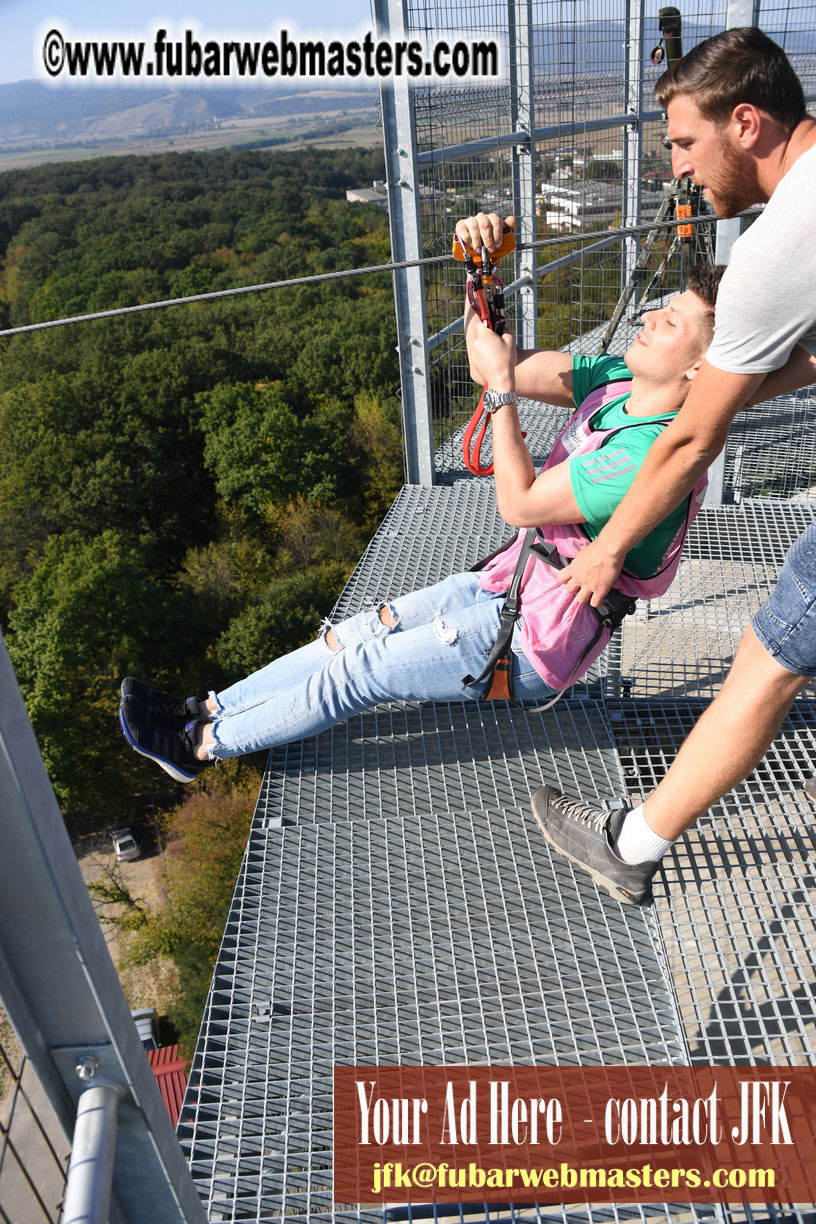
(179, 807), (690, 1224)
(255, 699), (624, 830)
(685, 503), (816, 562)
(723, 389), (816, 500)
(610, 699), (816, 814)
(609, 699), (816, 1066)
(664, 835), (816, 1065)
(618, 503), (816, 701)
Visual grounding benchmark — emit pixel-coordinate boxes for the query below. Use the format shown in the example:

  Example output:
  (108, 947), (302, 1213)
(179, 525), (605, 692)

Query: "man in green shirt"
(120, 219), (724, 786)
(568, 354), (690, 579)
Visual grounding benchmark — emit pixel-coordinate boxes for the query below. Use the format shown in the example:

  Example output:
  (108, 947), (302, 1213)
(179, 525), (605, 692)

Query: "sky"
(0, 0), (376, 86)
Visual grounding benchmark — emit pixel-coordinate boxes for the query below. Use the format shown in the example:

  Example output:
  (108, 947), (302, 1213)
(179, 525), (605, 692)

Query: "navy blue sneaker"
(121, 677), (209, 722)
(531, 786), (659, 905)
(120, 695), (209, 783)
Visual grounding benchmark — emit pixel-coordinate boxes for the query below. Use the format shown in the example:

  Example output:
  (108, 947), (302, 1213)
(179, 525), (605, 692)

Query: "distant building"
(537, 183), (666, 232)
(346, 180), (388, 206)
(538, 182), (620, 231)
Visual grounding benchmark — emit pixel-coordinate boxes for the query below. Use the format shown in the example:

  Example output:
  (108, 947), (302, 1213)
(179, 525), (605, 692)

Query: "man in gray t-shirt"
(528, 27), (816, 906)
(708, 143), (816, 373)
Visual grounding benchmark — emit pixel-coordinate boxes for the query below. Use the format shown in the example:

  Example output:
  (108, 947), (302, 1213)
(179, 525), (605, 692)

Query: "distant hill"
(0, 80), (378, 153)
(2, 17), (813, 161)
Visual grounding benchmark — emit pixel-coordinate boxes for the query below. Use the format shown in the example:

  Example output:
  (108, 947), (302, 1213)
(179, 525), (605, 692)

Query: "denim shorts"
(753, 524), (816, 678)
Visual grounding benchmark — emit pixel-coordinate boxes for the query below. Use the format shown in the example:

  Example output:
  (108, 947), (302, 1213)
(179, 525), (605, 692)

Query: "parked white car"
(111, 824), (141, 862)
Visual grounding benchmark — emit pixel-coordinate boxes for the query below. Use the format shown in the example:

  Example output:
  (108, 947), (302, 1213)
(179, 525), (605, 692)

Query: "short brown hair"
(685, 262), (726, 321)
(654, 27), (806, 131)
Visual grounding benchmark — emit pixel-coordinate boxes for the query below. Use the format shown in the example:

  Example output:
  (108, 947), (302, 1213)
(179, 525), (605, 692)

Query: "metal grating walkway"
(180, 477), (816, 1223)
(256, 700), (624, 830)
(182, 809), (688, 1224)
(618, 502), (816, 700)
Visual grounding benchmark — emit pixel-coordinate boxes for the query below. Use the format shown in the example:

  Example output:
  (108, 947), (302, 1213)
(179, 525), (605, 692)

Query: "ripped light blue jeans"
(208, 572), (555, 759)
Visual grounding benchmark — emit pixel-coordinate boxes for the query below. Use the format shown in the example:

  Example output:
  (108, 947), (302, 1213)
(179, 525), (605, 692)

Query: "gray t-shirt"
(706, 141), (816, 375)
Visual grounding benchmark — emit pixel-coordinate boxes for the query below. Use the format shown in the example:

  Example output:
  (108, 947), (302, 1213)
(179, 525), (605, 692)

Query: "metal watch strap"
(483, 388), (516, 414)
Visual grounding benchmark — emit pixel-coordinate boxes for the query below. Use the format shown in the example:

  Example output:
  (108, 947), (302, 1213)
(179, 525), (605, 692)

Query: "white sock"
(613, 804), (674, 865)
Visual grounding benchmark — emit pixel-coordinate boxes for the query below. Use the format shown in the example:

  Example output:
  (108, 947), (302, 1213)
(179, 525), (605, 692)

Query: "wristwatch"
(483, 388), (516, 414)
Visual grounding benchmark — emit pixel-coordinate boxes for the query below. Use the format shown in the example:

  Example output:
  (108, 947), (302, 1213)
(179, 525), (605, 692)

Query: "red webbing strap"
(463, 388), (494, 476)
(462, 276), (523, 476)
(463, 277), (496, 475)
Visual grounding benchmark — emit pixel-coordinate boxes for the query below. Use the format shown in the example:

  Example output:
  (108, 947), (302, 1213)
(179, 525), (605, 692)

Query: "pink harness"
(475, 381), (708, 692)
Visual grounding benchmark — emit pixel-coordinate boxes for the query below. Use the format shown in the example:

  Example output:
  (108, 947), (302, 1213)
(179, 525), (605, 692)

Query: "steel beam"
(417, 111), (664, 167)
(509, 0), (537, 350)
(622, 0), (645, 290)
(0, 634), (207, 1224)
(376, 0), (435, 486)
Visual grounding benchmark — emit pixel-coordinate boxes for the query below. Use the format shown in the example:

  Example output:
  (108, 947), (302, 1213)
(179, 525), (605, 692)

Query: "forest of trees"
(0, 146), (404, 1046)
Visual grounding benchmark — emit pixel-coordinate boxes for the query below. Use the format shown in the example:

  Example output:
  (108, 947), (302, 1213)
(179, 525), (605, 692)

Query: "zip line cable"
(0, 211), (725, 339)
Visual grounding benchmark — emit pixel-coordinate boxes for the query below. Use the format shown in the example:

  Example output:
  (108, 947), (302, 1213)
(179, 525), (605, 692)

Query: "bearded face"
(666, 95), (765, 218)
(698, 132), (763, 218)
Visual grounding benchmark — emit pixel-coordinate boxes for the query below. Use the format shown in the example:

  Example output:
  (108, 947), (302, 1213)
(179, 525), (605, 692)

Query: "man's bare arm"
(556, 362), (765, 605)
(746, 345), (816, 405)
(457, 212), (575, 407)
(470, 326), (585, 527)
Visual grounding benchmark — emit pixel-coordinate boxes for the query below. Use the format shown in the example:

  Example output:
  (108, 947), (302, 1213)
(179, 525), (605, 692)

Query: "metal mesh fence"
(0, 1032), (68, 1224)
(404, 0), (725, 466)
(396, 0), (816, 477)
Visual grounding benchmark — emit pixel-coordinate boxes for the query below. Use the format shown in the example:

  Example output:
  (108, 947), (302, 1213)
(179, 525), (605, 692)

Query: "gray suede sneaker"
(531, 785), (659, 905)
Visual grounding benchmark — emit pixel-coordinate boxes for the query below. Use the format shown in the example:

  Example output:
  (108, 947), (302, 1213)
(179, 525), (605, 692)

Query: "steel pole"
(63, 1084), (122, 1224)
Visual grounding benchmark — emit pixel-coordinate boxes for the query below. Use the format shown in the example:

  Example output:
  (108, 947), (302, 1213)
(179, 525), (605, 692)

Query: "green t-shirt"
(568, 353), (689, 579)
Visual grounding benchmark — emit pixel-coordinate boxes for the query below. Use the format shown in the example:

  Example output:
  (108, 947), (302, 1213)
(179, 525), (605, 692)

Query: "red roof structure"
(147, 1045), (188, 1128)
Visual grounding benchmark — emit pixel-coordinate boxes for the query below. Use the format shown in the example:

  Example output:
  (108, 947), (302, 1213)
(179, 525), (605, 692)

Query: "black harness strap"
(461, 530), (538, 700)
(462, 528), (637, 702)
(461, 400), (685, 703)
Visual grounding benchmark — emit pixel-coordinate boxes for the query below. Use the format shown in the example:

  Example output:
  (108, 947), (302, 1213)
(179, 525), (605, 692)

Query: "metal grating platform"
(182, 474), (816, 1223)
(255, 700), (624, 831)
(181, 479), (686, 1223)
(618, 502), (816, 700)
(179, 807), (690, 1224)
(182, 378), (816, 1224)
(331, 483), (509, 617)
